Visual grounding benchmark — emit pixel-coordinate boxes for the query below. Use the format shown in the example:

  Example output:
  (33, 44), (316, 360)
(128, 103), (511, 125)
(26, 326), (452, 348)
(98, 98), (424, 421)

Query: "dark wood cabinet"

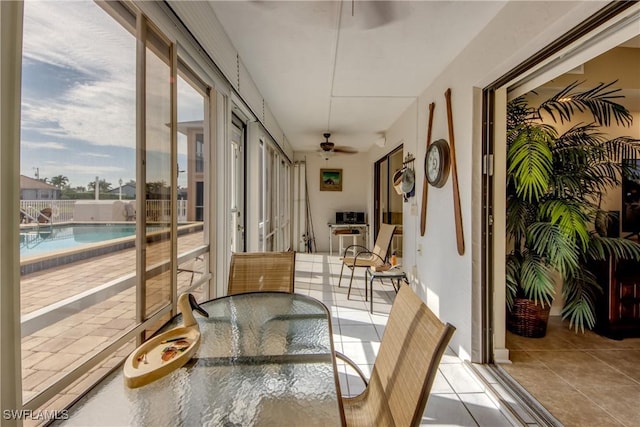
(591, 258), (640, 339)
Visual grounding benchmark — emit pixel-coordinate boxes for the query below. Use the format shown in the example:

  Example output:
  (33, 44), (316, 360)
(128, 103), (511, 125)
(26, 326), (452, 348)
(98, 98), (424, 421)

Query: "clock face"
(425, 139), (450, 188)
(427, 146), (440, 182)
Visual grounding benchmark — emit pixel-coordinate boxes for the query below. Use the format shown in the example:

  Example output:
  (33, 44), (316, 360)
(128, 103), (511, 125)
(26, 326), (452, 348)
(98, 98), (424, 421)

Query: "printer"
(335, 211), (365, 224)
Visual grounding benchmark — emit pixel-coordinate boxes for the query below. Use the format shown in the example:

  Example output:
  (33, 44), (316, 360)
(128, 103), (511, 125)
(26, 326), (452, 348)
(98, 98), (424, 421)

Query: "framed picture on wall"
(320, 168), (342, 191)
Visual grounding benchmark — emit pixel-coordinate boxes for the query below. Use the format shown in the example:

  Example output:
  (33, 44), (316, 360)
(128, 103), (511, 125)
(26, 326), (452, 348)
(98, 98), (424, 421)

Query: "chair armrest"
(342, 244), (368, 257)
(335, 351), (368, 387)
(354, 250), (385, 265)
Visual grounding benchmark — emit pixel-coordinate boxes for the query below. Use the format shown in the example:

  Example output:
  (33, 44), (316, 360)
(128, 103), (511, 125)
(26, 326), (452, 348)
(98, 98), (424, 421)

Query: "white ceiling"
(179, 1), (508, 153)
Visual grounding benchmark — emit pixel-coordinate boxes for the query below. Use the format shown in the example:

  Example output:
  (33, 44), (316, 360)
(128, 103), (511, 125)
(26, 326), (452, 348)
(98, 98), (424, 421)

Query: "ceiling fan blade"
(333, 147), (357, 154)
(356, 1), (400, 29)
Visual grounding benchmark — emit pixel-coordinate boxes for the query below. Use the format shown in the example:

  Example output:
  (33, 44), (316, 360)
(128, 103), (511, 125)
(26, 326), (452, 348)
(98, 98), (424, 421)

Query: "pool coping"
(20, 222), (203, 275)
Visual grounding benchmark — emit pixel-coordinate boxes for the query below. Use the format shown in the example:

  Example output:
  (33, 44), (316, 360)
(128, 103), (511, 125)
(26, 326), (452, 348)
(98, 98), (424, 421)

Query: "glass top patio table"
(58, 292), (345, 426)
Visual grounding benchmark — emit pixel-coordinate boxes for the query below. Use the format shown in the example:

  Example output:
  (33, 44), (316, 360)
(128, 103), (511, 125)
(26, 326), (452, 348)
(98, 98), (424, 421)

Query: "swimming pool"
(20, 224), (154, 258)
(19, 222), (203, 276)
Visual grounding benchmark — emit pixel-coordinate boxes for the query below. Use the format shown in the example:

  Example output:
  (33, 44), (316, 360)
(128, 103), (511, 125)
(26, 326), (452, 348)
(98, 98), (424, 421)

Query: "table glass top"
(58, 293), (343, 426)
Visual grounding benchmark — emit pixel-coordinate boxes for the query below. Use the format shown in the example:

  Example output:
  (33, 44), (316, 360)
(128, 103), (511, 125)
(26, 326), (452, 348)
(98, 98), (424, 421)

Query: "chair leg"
(365, 269), (368, 302)
(347, 266), (356, 299)
(338, 262), (345, 287)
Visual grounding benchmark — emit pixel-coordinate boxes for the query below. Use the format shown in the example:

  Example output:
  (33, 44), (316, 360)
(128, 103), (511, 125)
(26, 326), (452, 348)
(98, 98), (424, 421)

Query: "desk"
(366, 267), (408, 314)
(59, 293), (345, 426)
(328, 223), (368, 256)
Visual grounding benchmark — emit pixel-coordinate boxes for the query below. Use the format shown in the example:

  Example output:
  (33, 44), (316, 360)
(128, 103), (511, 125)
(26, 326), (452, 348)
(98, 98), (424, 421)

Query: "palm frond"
(587, 235), (640, 262)
(519, 252), (555, 306)
(538, 81), (633, 127)
(527, 222), (580, 276)
(508, 125), (554, 202)
(507, 96), (533, 131)
(605, 136), (640, 162)
(505, 255), (521, 309)
(506, 195), (533, 246)
(561, 269), (600, 332)
(538, 200), (590, 251)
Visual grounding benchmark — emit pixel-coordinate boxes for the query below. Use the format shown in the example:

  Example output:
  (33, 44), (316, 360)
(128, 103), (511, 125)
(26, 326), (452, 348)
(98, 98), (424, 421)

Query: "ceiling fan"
(319, 133), (357, 154)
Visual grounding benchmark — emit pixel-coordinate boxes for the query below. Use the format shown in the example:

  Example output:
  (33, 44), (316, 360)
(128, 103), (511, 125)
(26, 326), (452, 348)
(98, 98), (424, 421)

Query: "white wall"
(293, 151), (370, 253)
(382, 1), (609, 360)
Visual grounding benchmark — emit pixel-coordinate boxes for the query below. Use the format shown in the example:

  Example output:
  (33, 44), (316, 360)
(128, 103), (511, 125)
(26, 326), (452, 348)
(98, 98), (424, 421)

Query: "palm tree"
(506, 81), (640, 334)
(87, 179), (112, 193)
(50, 174), (69, 188)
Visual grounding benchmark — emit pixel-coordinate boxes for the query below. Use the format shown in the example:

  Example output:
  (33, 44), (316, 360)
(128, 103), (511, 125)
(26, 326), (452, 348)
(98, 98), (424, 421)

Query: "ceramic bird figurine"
(124, 293), (209, 388)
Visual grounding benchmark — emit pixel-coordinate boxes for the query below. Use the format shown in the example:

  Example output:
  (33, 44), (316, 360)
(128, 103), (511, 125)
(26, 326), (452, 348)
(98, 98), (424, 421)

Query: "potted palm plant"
(506, 81), (640, 337)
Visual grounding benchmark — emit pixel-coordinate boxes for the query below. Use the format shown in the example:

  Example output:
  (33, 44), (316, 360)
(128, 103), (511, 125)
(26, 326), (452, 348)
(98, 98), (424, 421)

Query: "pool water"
(19, 224), (154, 258)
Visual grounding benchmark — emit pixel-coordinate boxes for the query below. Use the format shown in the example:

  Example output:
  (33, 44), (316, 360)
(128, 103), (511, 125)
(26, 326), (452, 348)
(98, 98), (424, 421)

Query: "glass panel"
(230, 119), (243, 253)
(176, 72), (207, 296)
(195, 134), (204, 173)
(265, 145), (276, 251)
(389, 149), (403, 256)
(389, 149), (403, 225)
(258, 141), (265, 250)
(379, 158), (388, 226)
(19, 0), (136, 404)
(144, 28), (172, 318)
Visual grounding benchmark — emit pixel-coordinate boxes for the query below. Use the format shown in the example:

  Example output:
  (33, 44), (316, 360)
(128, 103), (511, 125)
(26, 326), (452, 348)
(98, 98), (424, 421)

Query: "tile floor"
(294, 253), (518, 426)
(504, 316), (640, 427)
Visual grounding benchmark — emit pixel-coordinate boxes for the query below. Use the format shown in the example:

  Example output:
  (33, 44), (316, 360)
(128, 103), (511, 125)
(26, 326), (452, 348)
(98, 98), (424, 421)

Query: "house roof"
(108, 183), (136, 193)
(20, 175), (59, 190)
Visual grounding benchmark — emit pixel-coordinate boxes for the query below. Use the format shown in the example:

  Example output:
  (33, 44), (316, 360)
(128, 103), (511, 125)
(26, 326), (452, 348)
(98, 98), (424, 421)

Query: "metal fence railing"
(20, 200), (188, 224)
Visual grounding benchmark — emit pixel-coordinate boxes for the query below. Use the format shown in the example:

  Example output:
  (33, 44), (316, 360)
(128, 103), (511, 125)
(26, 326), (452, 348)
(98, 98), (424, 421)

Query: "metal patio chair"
(338, 223), (395, 299)
(337, 285), (456, 426)
(227, 251), (296, 295)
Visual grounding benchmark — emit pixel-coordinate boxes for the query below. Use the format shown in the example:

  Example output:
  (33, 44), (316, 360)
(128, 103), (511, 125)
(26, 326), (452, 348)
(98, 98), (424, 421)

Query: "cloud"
(20, 1), (208, 178)
(21, 141), (68, 150)
(52, 163), (125, 176)
(21, 1), (136, 150)
(81, 152), (112, 159)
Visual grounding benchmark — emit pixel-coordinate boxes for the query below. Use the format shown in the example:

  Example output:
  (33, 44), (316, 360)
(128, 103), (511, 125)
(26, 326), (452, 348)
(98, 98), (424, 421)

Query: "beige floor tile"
(580, 384), (640, 427)
(588, 349), (640, 383)
(506, 316), (640, 426)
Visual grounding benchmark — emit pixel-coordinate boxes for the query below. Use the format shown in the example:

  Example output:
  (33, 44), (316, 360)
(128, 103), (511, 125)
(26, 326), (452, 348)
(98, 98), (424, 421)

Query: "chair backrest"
(357, 286), (455, 426)
(227, 251), (296, 296)
(371, 223), (396, 261)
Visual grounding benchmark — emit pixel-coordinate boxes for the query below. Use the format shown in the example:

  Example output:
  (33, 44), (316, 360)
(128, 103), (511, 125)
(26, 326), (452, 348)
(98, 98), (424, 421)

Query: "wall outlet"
(410, 203), (418, 216)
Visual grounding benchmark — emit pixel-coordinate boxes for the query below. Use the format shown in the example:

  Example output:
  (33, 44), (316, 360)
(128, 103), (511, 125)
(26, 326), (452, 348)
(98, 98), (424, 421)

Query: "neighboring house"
(20, 175), (61, 200)
(108, 183), (136, 198)
(178, 120), (204, 221)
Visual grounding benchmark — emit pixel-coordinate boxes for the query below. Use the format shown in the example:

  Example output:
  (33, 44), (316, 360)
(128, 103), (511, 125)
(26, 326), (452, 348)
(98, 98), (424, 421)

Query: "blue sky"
(20, 0), (203, 191)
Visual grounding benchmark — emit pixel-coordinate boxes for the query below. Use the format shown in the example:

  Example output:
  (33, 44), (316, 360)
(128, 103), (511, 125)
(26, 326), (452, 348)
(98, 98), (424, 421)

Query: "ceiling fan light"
(320, 141), (335, 151)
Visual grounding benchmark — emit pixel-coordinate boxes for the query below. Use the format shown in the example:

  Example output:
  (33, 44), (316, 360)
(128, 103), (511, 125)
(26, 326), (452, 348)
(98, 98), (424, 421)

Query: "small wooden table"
(366, 267), (409, 314)
(328, 223), (368, 256)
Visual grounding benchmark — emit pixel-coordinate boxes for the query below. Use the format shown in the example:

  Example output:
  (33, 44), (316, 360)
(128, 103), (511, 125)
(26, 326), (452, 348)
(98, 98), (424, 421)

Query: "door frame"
(230, 113), (247, 253)
(481, 1), (639, 364)
(373, 145), (403, 238)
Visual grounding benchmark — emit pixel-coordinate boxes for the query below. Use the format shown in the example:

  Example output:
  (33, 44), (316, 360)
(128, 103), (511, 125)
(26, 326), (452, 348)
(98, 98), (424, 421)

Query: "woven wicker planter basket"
(507, 298), (551, 338)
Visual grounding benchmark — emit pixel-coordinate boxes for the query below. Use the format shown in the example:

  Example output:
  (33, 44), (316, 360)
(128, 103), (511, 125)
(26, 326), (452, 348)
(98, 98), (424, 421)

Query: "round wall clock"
(425, 138), (451, 188)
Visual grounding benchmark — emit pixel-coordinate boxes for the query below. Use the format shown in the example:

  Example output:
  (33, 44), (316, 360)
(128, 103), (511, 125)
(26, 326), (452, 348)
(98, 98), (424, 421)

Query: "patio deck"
(20, 244), (519, 426)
